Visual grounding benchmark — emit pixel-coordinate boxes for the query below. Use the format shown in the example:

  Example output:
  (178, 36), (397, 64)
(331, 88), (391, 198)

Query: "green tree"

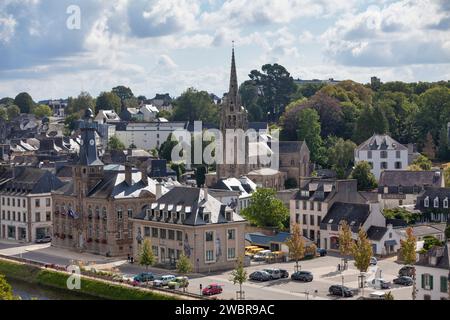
(67, 92), (95, 115)
(445, 224), (450, 240)
(351, 161), (377, 191)
(297, 108), (325, 165)
(422, 132), (437, 160)
(241, 188), (289, 229)
(195, 165), (207, 187)
(410, 154), (432, 171)
(14, 92), (34, 114)
(352, 228), (373, 273)
(32, 104), (52, 118)
(108, 135), (125, 151)
(64, 113), (81, 135)
(327, 137), (356, 177)
(384, 291), (394, 300)
(400, 227), (417, 300)
(112, 85), (134, 102)
(0, 97), (14, 106)
(338, 221), (353, 257)
(285, 223), (306, 272)
(157, 110), (171, 119)
(438, 126), (450, 161)
(229, 256), (247, 300)
(249, 63), (296, 120)
(172, 88), (218, 124)
(239, 80), (264, 121)
(159, 134), (178, 162)
(176, 253), (193, 275)
(0, 274), (15, 300)
(0, 107), (7, 121)
(422, 236), (443, 251)
(139, 238), (155, 270)
(123, 97), (140, 110)
(96, 92), (121, 114)
(6, 105), (20, 120)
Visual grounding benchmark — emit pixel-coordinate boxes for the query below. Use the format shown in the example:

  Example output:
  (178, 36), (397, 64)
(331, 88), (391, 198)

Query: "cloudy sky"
(0, 0), (449, 101)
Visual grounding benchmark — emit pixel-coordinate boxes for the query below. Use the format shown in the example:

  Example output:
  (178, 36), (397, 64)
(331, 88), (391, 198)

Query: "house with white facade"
(415, 187), (450, 223)
(366, 223), (402, 256)
(114, 122), (189, 151)
(95, 110), (121, 124)
(415, 243), (449, 300)
(140, 105), (159, 122)
(355, 134), (409, 180)
(0, 167), (64, 242)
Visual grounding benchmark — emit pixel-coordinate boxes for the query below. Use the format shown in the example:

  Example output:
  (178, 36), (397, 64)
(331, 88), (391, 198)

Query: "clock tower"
(73, 108), (104, 196)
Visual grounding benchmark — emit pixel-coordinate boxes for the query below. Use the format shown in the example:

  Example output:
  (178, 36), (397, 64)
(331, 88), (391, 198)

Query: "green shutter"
(421, 274), (425, 289)
(441, 276), (448, 293)
(430, 275), (434, 290)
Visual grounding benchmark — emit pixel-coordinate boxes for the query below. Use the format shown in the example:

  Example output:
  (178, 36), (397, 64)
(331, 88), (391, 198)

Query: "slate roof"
(213, 177), (257, 196)
(321, 202), (371, 227)
(0, 167), (64, 194)
(278, 141), (305, 153)
(356, 134), (408, 151)
(367, 226), (388, 241)
(245, 232), (313, 247)
(416, 244), (450, 269)
(379, 171), (442, 188)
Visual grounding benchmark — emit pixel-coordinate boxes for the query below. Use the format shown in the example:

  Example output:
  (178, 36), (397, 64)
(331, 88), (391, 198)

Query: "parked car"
(370, 257), (377, 265)
(249, 271), (271, 282)
(317, 248), (327, 257)
(366, 278), (391, 289)
(168, 276), (189, 289)
(202, 284), (223, 296)
(153, 275), (176, 287)
(279, 269), (289, 278)
(328, 285), (354, 297)
(133, 272), (154, 283)
(393, 276), (413, 286)
(253, 250), (272, 261)
(399, 266), (415, 277)
(35, 235), (52, 243)
(263, 268), (282, 280)
(291, 271), (313, 282)
(369, 291), (388, 300)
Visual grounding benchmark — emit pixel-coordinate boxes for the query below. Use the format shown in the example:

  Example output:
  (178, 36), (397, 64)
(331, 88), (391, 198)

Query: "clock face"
(90, 139), (95, 146)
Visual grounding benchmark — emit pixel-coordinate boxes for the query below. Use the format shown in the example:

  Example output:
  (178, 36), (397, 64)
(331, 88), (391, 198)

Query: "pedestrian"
(130, 256), (134, 264)
(127, 254), (130, 262)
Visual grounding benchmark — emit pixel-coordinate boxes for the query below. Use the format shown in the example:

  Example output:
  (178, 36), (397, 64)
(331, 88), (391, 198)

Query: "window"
(368, 162), (373, 169)
(309, 202), (314, 210)
(128, 223), (133, 238)
(160, 229), (166, 239)
(434, 197), (439, 208)
(203, 213), (210, 223)
(152, 246), (158, 257)
(295, 214), (299, 223)
(381, 151), (387, 158)
(152, 227), (158, 238)
(46, 198), (51, 207)
(205, 231), (214, 241)
(395, 161), (402, 169)
(227, 248), (236, 259)
(444, 198), (448, 209)
(168, 229), (175, 240)
(310, 215), (314, 225)
(7, 211), (10, 220)
(23, 212), (26, 222)
(117, 207), (123, 220)
(317, 202), (322, 212)
(396, 150), (401, 158)
(302, 201), (307, 210)
(380, 162), (388, 169)
(1, 197), (3, 205)
(127, 209), (133, 218)
(23, 199), (26, 208)
(303, 229), (307, 237)
(144, 227), (151, 237)
(368, 151), (372, 159)
(303, 214), (307, 225)
(12, 211), (15, 221)
(176, 231), (182, 241)
(317, 216), (320, 226)
(424, 196), (429, 207)
(422, 274), (433, 290)
(7, 198), (10, 206)
(46, 211), (51, 222)
(228, 229), (236, 240)
(35, 199), (40, 207)
(440, 276), (448, 293)
(205, 250), (214, 262)
(295, 201), (299, 209)
(35, 212), (41, 222)
(12, 198), (15, 207)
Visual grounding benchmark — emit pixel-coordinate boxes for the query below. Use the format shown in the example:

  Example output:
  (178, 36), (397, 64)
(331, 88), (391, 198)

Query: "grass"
(0, 259), (178, 300)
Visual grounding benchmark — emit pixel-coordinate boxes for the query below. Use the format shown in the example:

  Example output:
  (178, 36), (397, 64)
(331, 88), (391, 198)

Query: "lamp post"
(341, 275), (345, 298)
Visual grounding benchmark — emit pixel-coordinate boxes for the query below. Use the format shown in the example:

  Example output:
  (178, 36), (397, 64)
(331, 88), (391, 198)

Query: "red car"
(202, 284), (223, 296)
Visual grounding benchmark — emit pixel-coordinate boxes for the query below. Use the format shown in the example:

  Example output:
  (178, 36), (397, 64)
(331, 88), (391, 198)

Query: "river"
(10, 278), (100, 300)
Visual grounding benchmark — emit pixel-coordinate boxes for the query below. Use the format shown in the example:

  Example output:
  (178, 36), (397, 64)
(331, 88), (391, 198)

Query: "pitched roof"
(367, 226), (388, 241)
(379, 171), (442, 187)
(278, 141), (305, 153)
(356, 134), (408, 151)
(0, 167), (64, 194)
(322, 202), (371, 227)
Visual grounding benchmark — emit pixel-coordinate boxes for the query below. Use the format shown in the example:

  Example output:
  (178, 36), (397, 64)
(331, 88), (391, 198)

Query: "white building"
(114, 122), (188, 151)
(415, 244), (449, 300)
(0, 167), (64, 242)
(95, 110), (121, 124)
(366, 224), (402, 255)
(140, 104), (159, 122)
(355, 134), (409, 181)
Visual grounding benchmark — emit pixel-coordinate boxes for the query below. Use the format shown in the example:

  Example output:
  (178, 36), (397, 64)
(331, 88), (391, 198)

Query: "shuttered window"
(440, 276), (448, 293)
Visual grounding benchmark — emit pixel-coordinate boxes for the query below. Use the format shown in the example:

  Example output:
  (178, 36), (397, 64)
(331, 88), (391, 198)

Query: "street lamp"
(341, 275), (345, 298)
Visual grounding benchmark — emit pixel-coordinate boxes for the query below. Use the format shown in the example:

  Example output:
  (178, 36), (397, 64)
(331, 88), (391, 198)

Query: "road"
(0, 241), (413, 300)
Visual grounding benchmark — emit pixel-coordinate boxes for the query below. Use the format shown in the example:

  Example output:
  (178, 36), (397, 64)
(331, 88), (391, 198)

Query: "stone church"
(205, 48), (311, 190)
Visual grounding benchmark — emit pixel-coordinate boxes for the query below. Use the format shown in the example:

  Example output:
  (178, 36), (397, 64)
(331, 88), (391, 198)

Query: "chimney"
(140, 165), (148, 186)
(155, 180), (162, 200)
(125, 163), (132, 186)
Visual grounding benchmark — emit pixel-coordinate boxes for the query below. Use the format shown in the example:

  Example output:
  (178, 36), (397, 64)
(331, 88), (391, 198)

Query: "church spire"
(228, 43), (240, 107)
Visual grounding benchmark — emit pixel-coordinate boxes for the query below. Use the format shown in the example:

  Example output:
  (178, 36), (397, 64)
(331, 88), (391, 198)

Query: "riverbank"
(0, 258), (179, 300)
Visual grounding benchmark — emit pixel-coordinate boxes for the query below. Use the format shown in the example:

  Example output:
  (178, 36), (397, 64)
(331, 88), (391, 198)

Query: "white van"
(369, 291), (386, 299)
(253, 250), (272, 261)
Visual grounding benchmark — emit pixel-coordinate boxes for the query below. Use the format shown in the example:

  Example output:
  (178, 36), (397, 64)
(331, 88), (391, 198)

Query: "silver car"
(153, 275), (176, 287)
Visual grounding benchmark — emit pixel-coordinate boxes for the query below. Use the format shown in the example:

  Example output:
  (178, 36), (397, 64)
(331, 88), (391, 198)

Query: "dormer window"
(434, 197), (439, 208)
(384, 186), (388, 194)
(203, 213), (210, 223)
(424, 196), (429, 208)
(226, 212), (232, 221)
(398, 185), (403, 194)
(444, 198), (448, 209)
(181, 213), (185, 222)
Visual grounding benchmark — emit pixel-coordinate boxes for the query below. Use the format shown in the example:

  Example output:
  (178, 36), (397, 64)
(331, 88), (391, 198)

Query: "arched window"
(88, 205), (93, 219)
(95, 206), (100, 219)
(424, 197), (429, 207)
(102, 207), (107, 220)
(117, 207), (123, 220)
(434, 197), (439, 208)
(444, 198), (448, 209)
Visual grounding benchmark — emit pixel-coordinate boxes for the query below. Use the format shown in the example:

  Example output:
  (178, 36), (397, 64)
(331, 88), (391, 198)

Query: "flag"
(68, 208), (79, 219)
